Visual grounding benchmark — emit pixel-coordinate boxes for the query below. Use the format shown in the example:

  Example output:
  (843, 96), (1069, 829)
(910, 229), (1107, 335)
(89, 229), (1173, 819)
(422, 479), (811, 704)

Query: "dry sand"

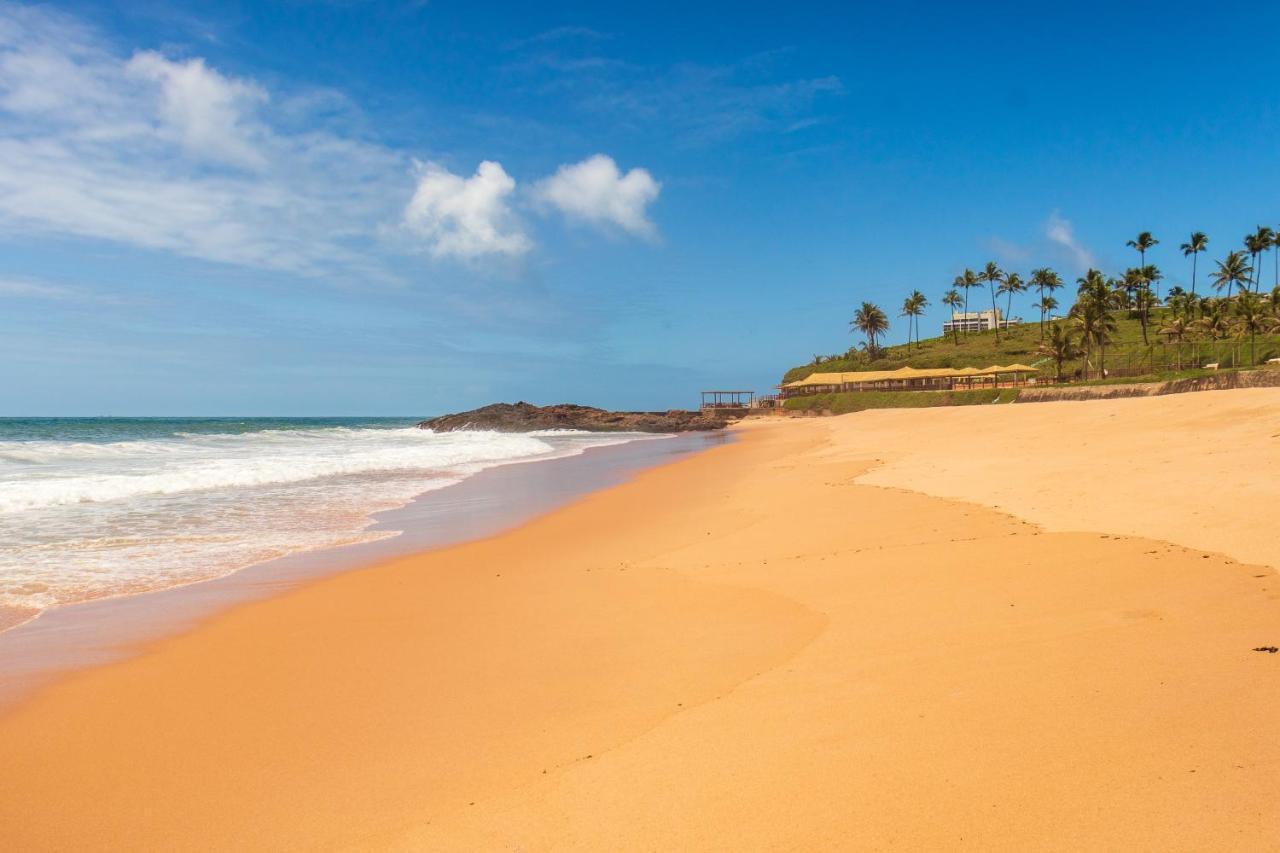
(2, 390), (1279, 851)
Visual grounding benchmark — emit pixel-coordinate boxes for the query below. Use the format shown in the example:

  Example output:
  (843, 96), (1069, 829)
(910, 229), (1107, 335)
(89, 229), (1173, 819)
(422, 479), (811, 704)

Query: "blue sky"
(3, 0), (1279, 415)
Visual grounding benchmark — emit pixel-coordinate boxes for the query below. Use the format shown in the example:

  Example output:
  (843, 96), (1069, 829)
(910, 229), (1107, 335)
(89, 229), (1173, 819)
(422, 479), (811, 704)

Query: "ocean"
(0, 417), (656, 629)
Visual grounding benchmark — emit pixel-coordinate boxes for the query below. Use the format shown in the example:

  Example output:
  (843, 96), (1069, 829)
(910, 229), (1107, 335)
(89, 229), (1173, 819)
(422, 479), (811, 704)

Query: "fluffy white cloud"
(403, 160), (531, 260)
(1045, 211), (1096, 270)
(0, 4), (662, 278)
(0, 3), (405, 276)
(125, 51), (268, 169)
(534, 154), (659, 238)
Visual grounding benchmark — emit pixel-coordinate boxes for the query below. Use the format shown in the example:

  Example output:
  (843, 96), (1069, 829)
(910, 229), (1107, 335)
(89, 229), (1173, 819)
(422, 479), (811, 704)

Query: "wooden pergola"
(701, 390), (754, 411)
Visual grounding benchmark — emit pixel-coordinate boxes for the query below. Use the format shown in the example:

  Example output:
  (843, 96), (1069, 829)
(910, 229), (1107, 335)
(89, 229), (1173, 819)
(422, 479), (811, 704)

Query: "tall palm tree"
(1244, 231), (1265, 293)
(998, 272), (1026, 332)
(980, 261), (1004, 344)
(1029, 267), (1062, 339)
(1127, 231), (1159, 295)
(1275, 224), (1280, 290)
(851, 301), (889, 356)
(941, 288), (963, 345)
(1037, 322), (1080, 382)
(1142, 264), (1162, 340)
(1071, 302), (1097, 380)
(1121, 267), (1152, 345)
(954, 269), (979, 336)
(1210, 250), (1253, 300)
(899, 296), (915, 348)
(1254, 226), (1275, 293)
(900, 290), (928, 349)
(1180, 232), (1209, 297)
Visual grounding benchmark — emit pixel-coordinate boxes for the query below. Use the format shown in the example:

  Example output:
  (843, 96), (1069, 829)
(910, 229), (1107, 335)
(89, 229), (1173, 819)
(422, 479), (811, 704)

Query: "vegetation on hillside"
(787, 226), (1280, 385)
(783, 388), (1019, 414)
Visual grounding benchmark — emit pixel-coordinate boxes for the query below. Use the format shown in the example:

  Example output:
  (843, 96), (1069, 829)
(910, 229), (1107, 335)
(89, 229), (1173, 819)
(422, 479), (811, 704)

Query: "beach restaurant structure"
(781, 364), (1038, 397)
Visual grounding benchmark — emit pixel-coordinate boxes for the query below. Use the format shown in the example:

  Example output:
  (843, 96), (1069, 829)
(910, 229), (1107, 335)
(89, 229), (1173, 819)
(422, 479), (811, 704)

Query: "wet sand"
(0, 432), (723, 709)
(2, 392), (1279, 851)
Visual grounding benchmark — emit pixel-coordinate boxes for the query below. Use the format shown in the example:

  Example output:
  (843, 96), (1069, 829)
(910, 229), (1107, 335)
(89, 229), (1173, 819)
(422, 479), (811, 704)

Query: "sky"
(2, 0), (1280, 415)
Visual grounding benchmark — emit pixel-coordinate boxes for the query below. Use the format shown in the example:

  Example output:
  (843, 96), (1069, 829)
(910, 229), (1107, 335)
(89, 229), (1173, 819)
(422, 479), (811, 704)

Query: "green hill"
(783, 310), (1280, 386)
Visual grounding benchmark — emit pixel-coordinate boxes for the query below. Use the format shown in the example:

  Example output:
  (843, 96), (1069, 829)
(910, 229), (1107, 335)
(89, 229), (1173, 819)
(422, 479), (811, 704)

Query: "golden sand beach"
(2, 390), (1279, 851)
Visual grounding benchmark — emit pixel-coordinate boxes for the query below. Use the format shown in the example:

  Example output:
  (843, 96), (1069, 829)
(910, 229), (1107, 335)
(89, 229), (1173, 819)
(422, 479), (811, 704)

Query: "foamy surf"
(0, 417), (658, 626)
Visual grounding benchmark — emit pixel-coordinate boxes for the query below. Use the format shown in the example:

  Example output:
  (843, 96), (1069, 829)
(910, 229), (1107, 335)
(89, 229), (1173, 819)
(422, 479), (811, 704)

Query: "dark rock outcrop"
(418, 402), (733, 433)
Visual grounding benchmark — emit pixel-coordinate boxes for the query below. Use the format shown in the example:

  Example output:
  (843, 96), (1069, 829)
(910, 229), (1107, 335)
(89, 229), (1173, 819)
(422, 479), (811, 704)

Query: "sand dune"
(2, 391), (1279, 850)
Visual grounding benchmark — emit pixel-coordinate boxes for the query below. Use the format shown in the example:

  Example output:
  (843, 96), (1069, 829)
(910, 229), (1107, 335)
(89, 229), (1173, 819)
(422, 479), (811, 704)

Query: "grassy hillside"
(783, 311), (1280, 384)
(783, 388), (1019, 414)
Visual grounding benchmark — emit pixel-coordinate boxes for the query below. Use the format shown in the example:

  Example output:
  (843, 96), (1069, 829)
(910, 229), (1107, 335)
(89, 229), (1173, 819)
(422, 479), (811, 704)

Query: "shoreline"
(2, 394), (1279, 850)
(0, 431), (725, 710)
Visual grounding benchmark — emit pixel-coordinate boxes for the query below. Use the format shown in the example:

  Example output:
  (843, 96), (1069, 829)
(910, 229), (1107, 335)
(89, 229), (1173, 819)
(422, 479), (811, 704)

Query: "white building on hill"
(943, 309), (1020, 335)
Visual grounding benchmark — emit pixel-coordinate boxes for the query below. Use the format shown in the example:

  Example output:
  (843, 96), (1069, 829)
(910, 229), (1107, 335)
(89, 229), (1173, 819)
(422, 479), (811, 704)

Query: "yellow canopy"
(785, 365), (1019, 388)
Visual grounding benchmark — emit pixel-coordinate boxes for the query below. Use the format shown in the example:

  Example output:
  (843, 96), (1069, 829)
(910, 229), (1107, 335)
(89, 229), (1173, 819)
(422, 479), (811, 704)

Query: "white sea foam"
(0, 423), (650, 620)
(0, 428), (555, 513)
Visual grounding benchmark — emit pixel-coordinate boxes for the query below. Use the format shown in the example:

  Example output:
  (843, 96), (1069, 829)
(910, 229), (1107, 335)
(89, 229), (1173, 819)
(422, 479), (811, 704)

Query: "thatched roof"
(785, 363), (1038, 388)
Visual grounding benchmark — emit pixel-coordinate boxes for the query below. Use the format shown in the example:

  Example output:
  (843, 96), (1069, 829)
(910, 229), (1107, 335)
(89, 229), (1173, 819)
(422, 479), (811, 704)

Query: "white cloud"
(0, 4), (662, 280)
(534, 154), (659, 238)
(403, 160), (531, 259)
(125, 51), (268, 169)
(1045, 211), (1096, 270)
(0, 276), (72, 299)
(0, 4), (405, 277)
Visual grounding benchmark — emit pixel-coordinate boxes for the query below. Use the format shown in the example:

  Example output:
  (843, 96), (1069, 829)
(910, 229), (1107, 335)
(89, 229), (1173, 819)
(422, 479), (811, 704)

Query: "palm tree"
(1037, 322), (1080, 382)
(1036, 294), (1059, 329)
(1071, 303), (1097, 380)
(1233, 290), (1273, 365)
(1196, 301), (1231, 366)
(900, 290), (928, 349)
(1158, 314), (1191, 370)
(1271, 285), (1280, 315)
(1244, 231), (1265, 293)
(1166, 290), (1193, 322)
(980, 261), (1004, 344)
(1127, 231), (1159, 295)
(1121, 267), (1150, 344)
(941, 288), (963, 345)
(851, 301), (889, 356)
(1029, 267), (1062, 339)
(1210, 251), (1252, 300)
(1181, 232), (1208, 297)
(998, 272), (1025, 333)
(1275, 224), (1280, 290)
(956, 268), (979, 335)
(899, 297), (914, 348)
(1073, 269), (1116, 379)
(1195, 295), (1215, 320)
(1254, 226), (1275, 293)
(1141, 264), (1162, 340)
